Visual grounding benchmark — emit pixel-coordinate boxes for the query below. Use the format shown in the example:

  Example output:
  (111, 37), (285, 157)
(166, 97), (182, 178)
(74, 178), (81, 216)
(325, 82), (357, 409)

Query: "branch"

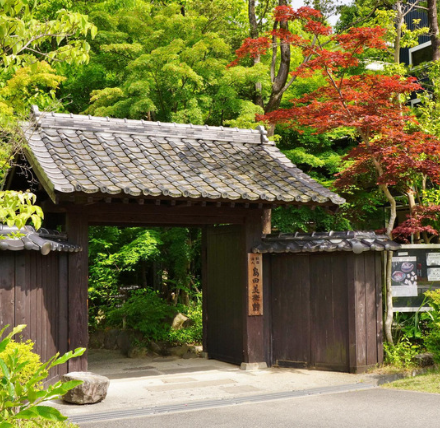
(334, 0), (380, 34)
(257, 0), (272, 29)
(271, 21), (278, 83)
(280, 35), (317, 96)
(402, 0), (423, 17)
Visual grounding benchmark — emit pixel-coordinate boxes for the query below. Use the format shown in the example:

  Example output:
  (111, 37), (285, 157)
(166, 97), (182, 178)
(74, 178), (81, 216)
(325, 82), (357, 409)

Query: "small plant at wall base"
(423, 289), (440, 364)
(383, 336), (421, 369)
(0, 324), (85, 427)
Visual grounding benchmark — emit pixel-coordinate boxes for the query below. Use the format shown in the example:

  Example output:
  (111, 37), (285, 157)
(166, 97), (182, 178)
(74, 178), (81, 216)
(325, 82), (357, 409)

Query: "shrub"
(383, 336), (420, 369)
(0, 339), (45, 387)
(423, 289), (440, 363)
(0, 324), (85, 427)
(169, 300), (203, 345)
(19, 419), (78, 427)
(107, 289), (177, 341)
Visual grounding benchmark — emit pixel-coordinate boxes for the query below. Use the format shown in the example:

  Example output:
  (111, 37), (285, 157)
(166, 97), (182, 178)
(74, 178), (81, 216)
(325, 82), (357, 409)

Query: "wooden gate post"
(241, 210), (267, 368)
(65, 207), (89, 372)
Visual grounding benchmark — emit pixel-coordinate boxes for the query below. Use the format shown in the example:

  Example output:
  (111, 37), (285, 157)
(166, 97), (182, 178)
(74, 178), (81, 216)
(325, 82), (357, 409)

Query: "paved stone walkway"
(50, 349), (380, 419)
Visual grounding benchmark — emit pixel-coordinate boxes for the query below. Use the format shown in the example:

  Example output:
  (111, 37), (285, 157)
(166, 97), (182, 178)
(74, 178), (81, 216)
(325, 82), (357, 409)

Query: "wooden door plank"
(0, 254), (15, 331)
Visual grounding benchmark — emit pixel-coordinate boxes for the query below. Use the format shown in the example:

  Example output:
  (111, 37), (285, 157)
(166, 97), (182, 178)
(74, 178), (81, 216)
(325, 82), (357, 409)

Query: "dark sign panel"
(392, 245), (440, 312)
(391, 256), (417, 297)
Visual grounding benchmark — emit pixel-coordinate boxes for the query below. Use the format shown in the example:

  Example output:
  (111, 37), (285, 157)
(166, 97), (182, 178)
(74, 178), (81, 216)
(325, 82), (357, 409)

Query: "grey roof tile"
(23, 106), (346, 205)
(253, 231), (400, 254)
(0, 225), (82, 254)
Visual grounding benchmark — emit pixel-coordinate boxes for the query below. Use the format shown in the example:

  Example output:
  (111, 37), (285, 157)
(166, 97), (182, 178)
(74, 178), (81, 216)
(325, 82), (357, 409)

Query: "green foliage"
(0, 62), (65, 119)
(272, 205), (352, 233)
(394, 311), (431, 342)
(0, 191), (44, 230)
(18, 419), (78, 428)
(0, 0), (96, 71)
(107, 289), (176, 341)
(423, 290), (440, 364)
(417, 61), (440, 138)
(0, 0), (97, 124)
(60, 0), (258, 126)
(88, 226), (162, 325)
(88, 225), (202, 332)
(0, 340), (43, 388)
(383, 336), (420, 369)
(0, 324), (85, 426)
(424, 328), (440, 364)
(336, 0), (428, 60)
(159, 228), (201, 298)
(168, 298), (203, 345)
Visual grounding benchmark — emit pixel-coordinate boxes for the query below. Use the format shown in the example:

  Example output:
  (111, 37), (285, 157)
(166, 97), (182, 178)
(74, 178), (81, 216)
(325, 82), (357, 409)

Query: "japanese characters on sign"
(248, 253), (263, 316)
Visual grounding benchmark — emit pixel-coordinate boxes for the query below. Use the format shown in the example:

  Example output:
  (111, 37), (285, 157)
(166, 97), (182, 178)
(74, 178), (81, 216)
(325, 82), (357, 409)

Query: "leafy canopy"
(232, 5), (440, 237)
(0, 0), (97, 121)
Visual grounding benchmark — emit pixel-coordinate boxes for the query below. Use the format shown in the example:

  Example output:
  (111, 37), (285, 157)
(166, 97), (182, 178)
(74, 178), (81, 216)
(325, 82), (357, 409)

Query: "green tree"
(0, 0), (97, 185)
(0, 0), (97, 122)
(59, 0), (255, 126)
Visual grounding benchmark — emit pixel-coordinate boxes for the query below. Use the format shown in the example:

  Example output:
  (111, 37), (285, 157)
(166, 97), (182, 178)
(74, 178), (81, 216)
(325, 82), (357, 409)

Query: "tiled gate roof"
(24, 106), (345, 205)
(0, 225), (82, 254)
(253, 231), (400, 254)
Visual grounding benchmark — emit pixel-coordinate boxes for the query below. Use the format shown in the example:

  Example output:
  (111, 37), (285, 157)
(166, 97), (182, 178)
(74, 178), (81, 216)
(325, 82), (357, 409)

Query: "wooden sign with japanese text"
(248, 253), (263, 316)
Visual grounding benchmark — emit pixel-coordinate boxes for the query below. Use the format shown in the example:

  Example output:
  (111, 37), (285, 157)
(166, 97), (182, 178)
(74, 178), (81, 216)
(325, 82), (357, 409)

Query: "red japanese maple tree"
(231, 6), (440, 344)
(231, 5), (440, 240)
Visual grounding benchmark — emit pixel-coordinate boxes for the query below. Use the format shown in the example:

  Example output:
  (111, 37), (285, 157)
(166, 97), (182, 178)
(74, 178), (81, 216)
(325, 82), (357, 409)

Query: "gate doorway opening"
(87, 226), (203, 345)
(86, 224), (247, 367)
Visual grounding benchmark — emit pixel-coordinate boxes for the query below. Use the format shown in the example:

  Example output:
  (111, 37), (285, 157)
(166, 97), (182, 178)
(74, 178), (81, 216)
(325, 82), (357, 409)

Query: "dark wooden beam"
(65, 207), (89, 372)
(242, 210), (266, 364)
(82, 201), (265, 226)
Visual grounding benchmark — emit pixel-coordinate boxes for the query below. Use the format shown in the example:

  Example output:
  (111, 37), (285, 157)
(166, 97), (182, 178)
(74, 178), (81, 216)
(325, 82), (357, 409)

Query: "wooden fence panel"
(0, 251), (71, 383)
(268, 252), (380, 373)
(0, 253), (15, 329)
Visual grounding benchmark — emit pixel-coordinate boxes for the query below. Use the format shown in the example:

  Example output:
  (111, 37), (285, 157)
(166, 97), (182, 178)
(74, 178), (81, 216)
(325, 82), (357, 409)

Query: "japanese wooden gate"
(1, 107), (388, 375)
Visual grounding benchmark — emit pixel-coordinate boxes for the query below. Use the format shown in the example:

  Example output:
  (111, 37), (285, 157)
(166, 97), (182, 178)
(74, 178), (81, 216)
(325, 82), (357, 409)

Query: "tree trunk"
(394, 1), (403, 64)
(264, 0), (291, 120)
(380, 184), (396, 345)
(248, 0), (264, 108)
(428, 0), (440, 61)
(407, 189), (420, 243)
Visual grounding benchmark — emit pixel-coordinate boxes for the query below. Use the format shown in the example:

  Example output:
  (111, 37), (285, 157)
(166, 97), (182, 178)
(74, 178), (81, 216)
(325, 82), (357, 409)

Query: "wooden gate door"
(271, 254), (311, 368)
(271, 253), (349, 371)
(205, 225), (244, 364)
(309, 254), (349, 372)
